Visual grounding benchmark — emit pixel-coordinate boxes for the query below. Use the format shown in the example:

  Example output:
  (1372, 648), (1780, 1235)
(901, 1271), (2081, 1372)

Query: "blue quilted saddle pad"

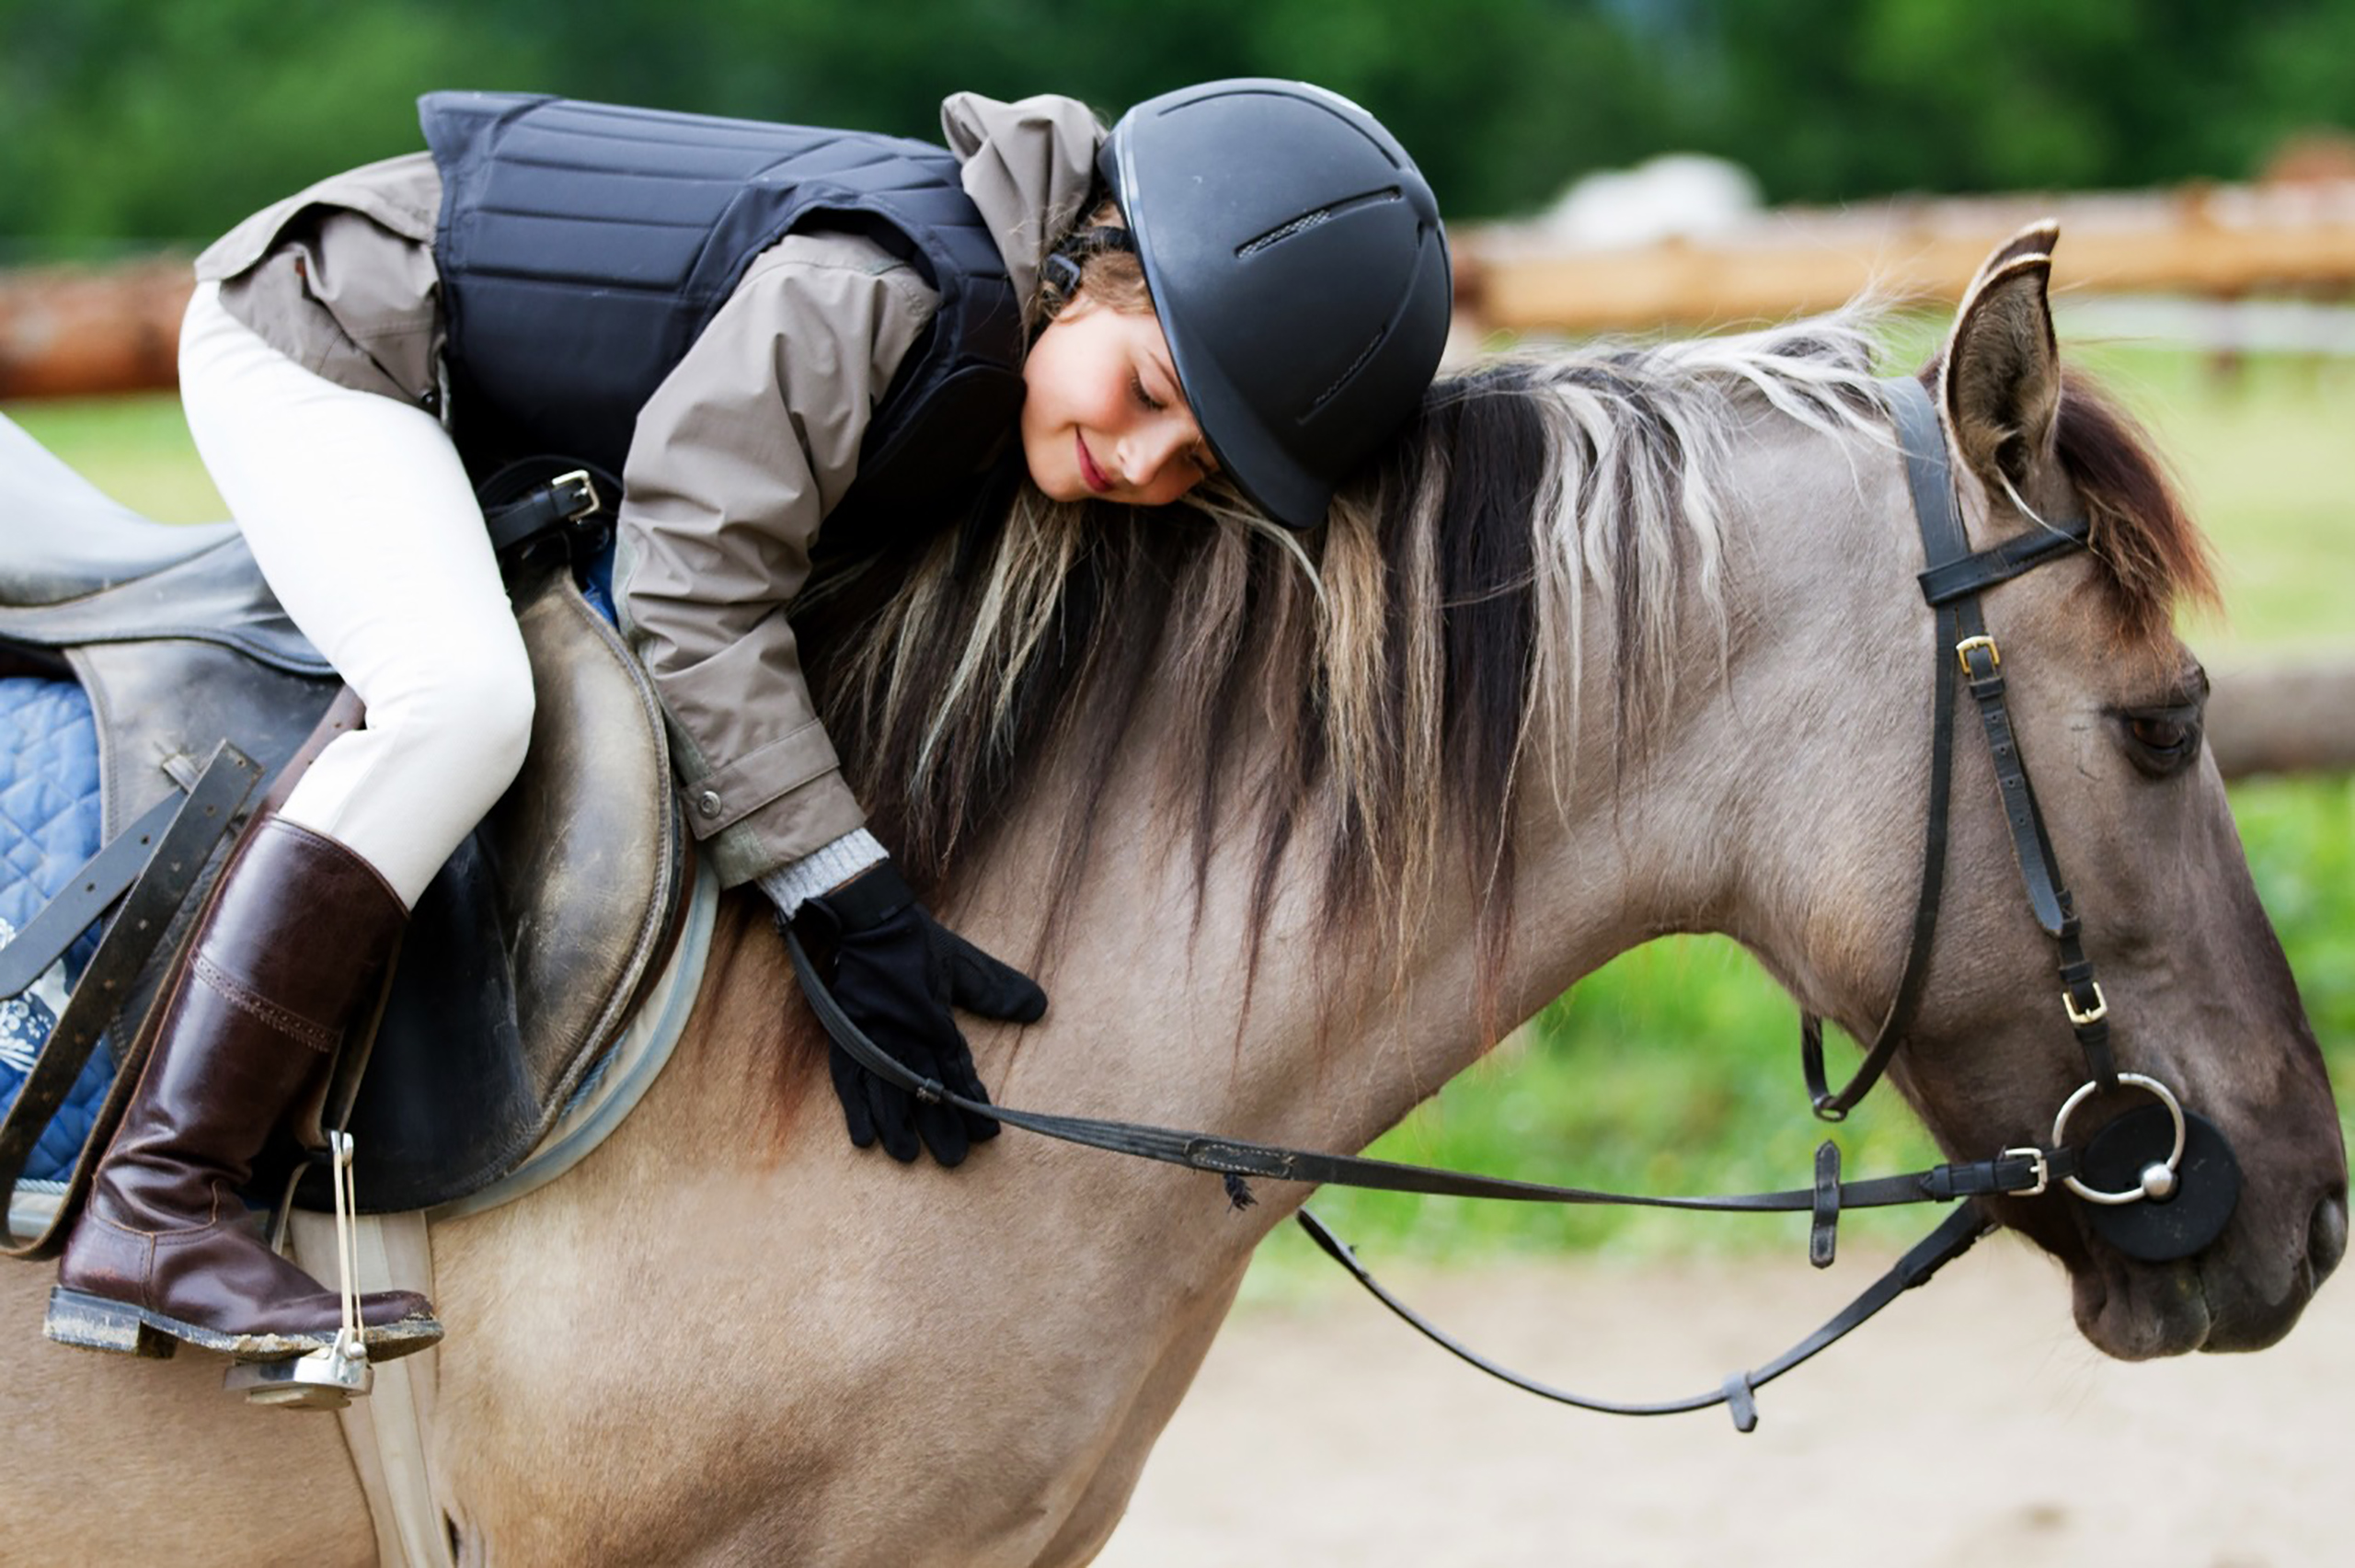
(0, 675), (109, 1182)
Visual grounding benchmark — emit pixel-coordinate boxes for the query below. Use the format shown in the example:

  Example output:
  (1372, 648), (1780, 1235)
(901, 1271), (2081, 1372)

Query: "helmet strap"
(1043, 224), (1138, 299)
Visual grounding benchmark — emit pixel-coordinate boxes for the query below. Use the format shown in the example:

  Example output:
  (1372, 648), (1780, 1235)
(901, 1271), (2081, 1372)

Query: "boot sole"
(42, 1287), (443, 1363)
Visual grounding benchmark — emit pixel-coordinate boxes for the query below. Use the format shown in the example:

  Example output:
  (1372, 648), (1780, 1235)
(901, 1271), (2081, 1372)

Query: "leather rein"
(787, 374), (2236, 1433)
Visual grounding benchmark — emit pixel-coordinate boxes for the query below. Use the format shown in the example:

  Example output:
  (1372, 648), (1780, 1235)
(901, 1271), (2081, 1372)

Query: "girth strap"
(481, 468), (605, 560)
(0, 791), (184, 1001)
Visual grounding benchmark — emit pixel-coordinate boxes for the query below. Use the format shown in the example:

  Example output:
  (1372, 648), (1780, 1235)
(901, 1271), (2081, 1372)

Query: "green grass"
(3, 394), (226, 523)
(2067, 343), (2355, 667)
(7, 338), (2349, 1278)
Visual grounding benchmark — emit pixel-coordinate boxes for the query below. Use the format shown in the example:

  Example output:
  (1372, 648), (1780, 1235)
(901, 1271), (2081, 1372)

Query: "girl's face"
(1019, 295), (1217, 509)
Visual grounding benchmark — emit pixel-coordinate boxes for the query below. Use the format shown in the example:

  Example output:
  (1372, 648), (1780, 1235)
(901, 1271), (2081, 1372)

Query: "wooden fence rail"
(1456, 180), (2355, 335)
(10, 178), (2355, 397)
(2211, 664), (2355, 781)
(0, 258), (192, 400)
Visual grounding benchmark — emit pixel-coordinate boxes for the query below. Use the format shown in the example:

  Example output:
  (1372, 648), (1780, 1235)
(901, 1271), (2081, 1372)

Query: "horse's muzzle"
(2075, 1105), (2243, 1263)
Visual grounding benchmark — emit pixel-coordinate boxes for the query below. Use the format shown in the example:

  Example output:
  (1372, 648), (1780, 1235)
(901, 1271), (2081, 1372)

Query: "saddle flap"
(11, 562), (681, 1215)
(302, 564), (687, 1212)
(5, 416), (684, 1218)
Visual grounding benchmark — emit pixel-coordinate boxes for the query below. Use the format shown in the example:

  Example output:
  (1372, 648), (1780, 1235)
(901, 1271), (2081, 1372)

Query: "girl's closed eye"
(1130, 371), (1165, 413)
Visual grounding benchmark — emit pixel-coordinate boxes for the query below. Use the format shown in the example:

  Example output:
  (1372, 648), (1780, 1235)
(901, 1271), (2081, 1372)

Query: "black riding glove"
(794, 860), (1046, 1166)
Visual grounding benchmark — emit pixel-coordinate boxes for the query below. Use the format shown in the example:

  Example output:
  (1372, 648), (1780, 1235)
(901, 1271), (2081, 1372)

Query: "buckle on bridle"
(1954, 634), (2001, 675)
(2062, 980), (2108, 1026)
(1999, 1147), (2051, 1198)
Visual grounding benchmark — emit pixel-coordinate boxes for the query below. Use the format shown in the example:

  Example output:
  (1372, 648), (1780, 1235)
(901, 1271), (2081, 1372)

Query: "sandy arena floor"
(1097, 1233), (2348, 1567)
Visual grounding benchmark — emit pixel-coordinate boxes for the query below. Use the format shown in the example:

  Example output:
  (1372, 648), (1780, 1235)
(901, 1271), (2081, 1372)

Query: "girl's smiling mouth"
(1075, 434), (1113, 495)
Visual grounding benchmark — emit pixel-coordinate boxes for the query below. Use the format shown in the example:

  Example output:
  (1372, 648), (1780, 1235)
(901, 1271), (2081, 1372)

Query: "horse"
(0, 223), (2341, 1565)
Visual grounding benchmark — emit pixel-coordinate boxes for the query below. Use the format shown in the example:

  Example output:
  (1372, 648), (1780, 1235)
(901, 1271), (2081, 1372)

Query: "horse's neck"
(934, 419), (1922, 1165)
(609, 413), (1920, 1199)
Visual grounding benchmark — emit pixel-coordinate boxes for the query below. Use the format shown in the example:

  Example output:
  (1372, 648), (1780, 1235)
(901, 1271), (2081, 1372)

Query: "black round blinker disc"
(2076, 1106), (2242, 1263)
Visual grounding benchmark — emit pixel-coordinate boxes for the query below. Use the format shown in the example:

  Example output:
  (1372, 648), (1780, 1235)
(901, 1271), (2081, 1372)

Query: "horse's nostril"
(2310, 1189), (2349, 1284)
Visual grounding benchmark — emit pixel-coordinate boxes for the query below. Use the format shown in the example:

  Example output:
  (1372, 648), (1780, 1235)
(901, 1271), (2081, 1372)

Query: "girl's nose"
(1120, 419), (1190, 487)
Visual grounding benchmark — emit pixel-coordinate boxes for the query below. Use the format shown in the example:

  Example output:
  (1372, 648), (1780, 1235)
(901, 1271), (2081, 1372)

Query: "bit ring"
(2051, 1072), (2187, 1206)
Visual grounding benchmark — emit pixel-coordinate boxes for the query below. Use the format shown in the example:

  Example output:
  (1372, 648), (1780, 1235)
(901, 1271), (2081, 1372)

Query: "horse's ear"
(1968, 218), (2061, 293)
(1938, 224), (2062, 498)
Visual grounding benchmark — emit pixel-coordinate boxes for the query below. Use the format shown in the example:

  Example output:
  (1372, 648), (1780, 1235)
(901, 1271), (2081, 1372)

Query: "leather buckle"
(2000, 1147), (2051, 1198)
(1809, 1139), (1841, 1268)
(550, 469), (602, 523)
(2062, 980), (2108, 1026)
(1954, 634), (2000, 675)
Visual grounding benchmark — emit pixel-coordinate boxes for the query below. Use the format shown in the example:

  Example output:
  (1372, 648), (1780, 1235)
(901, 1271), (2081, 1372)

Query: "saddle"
(0, 411), (691, 1217)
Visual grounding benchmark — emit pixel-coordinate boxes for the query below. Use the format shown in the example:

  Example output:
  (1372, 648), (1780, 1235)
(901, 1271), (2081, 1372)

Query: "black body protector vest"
(419, 92), (1028, 540)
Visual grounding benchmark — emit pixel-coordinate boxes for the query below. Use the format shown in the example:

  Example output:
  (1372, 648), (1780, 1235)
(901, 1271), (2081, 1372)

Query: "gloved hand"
(793, 860), (1047, 1166)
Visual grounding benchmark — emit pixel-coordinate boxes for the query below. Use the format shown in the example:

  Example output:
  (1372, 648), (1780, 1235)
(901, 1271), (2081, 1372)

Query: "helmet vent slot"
(1235, 187), (1402, 258)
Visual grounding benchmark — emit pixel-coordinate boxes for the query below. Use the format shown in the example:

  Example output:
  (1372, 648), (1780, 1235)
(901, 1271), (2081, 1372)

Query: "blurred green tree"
(3, 0), (2350, 257)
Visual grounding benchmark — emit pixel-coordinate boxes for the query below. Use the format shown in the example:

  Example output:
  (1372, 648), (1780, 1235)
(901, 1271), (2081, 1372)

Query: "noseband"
(788, 374), (2242, 1432)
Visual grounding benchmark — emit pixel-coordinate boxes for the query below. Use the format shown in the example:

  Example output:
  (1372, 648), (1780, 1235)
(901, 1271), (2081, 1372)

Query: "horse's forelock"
(2055, 371), (2222, 644)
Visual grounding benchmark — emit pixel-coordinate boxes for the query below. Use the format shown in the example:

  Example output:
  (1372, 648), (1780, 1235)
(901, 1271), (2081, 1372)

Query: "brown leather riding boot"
(46, 817), (442, 1362)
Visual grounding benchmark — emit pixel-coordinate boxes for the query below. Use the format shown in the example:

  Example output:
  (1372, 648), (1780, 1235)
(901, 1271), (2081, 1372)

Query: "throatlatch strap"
(1813, 377), (2107, 1117)
(1805, 378), (1966, 1119)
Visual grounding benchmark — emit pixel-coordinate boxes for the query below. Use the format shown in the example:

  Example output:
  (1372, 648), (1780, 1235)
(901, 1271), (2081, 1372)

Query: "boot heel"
(43, 1288), (179, 1359)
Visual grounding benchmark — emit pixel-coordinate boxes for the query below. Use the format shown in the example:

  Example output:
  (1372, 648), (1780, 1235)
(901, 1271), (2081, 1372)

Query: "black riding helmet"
(1096, 79), (1452, 530)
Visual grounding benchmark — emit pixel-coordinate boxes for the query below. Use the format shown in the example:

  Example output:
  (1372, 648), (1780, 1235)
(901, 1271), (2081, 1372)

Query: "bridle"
(1808, 375), (2239, 1244)
(787, 373), (2243, 1432)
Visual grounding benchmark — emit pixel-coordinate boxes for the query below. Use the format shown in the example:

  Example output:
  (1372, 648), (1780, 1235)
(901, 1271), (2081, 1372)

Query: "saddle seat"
(0, 410), (690, 1215)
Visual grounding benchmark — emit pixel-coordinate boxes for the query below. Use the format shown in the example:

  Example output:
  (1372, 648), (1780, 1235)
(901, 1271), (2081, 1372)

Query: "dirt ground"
(1096, 1234), (2349, 1567)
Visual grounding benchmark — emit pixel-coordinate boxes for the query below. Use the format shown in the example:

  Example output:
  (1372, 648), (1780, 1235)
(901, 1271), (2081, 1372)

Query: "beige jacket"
(196, 93), (1103, 887)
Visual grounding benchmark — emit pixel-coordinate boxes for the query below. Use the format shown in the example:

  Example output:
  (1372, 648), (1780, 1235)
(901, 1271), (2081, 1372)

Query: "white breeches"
(178, 282), (534, 908)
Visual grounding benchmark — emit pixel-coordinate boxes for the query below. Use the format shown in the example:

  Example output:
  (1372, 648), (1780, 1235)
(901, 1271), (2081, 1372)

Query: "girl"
(46, 80), (1452, 1364)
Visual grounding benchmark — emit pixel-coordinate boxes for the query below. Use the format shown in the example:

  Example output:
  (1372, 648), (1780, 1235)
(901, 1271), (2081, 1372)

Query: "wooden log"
(2210, 662), (2355, 780)
(1459, 182), (2355, 334)
(0, 258), (194, 400)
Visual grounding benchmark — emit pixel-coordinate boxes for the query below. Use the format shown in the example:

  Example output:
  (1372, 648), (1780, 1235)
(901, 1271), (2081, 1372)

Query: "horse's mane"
(790, 312), (2212, 1008)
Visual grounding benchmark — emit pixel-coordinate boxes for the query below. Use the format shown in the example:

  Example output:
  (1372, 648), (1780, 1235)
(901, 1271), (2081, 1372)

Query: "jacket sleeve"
(614, 231), (938, 887)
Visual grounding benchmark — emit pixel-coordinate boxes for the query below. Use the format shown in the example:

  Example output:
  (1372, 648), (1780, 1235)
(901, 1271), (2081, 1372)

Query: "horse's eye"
(2120, 709), (2201, 776)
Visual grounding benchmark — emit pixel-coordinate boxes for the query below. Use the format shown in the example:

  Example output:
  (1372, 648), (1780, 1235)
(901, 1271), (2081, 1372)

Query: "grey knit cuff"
(758, 829), (890, 916)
